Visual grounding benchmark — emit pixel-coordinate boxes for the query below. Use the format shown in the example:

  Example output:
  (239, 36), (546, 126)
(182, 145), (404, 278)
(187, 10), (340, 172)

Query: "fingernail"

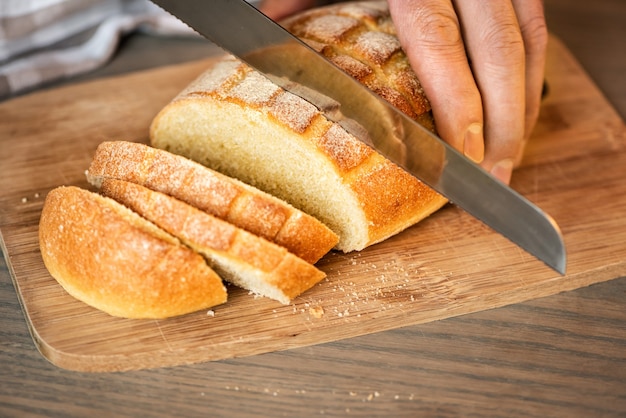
(491, 159), (514, 184)
(464, 123), (485, 163)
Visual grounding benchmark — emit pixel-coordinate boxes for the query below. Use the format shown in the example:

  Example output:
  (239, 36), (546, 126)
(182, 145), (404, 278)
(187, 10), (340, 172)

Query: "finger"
(259, 0), (316, 21)
(388, 0), (486, 165)
(452, 0), (526, 184)
(512, 0), (548, 166)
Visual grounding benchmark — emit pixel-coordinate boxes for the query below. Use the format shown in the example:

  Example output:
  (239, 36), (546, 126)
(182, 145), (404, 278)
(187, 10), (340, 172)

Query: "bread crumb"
(21, 197), (27, 203)
(207, 310), (215, 317)
(309, 306), (324, 318)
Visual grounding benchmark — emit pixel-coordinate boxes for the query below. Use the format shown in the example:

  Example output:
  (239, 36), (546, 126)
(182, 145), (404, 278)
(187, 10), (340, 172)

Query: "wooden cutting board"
(1, 36), (624, 372)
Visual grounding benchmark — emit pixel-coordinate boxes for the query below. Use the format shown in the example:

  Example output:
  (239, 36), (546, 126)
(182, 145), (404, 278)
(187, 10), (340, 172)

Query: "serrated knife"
(150, 0), (566, 274)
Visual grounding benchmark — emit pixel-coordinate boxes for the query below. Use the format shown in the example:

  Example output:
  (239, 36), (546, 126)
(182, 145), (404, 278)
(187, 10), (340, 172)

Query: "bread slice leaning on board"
(98, 178), (326, 305)
(39, 186), (228, 319)
(150, 1), (449, 253)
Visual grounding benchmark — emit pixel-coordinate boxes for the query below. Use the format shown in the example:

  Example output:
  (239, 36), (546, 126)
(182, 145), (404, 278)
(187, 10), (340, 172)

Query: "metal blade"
(150, 0), (566, 274)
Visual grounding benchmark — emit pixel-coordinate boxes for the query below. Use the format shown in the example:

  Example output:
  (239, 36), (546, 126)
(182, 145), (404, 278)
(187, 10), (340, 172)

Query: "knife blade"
(150, 0), (566, 274)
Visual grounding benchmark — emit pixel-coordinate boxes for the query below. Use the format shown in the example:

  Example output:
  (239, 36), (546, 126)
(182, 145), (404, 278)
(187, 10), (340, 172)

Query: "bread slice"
(39, 186), (227, 319)
(99, 178), (326, 304)
(149, 1), (448, 252)
(86, 140), (338, 264)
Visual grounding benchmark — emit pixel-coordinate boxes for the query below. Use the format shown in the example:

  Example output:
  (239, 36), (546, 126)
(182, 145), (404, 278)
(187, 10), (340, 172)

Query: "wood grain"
(0, 36), (624, 372)
(2, 253), (625, 417)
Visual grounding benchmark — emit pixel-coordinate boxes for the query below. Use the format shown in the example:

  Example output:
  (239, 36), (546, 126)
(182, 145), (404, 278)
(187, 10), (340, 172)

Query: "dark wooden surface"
(1, 0), (625, 416)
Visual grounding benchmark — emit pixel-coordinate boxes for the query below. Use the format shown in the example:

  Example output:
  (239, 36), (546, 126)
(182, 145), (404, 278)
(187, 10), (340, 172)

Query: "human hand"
(260, 0), (548, 185)
(388, 0), (547, 184)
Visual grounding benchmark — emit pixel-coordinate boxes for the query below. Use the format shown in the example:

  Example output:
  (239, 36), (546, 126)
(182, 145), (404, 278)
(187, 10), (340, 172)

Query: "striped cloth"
(0, 0), (260, 100)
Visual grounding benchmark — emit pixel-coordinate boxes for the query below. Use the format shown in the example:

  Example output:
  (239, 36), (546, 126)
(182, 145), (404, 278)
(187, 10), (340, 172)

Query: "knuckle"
(481, 21), (525, 65)
(412, 4), (462, 49)
(521, 15), (548, 56)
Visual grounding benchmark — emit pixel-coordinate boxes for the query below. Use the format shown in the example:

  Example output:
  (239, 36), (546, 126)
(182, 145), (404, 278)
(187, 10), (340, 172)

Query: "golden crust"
(349, 155), (446, 244)
(100, 179), (326, 304)
(38, 186), (227, 319)
(87, 141), (338, 264)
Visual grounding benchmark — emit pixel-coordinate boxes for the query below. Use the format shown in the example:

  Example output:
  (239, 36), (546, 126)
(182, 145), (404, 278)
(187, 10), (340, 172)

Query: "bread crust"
(39, 186), (227, 319)
(87, 141), (337, 264)
(99, 179), (326, 304)
(149, 1), (448, 251)
(280, 1), (433, 127)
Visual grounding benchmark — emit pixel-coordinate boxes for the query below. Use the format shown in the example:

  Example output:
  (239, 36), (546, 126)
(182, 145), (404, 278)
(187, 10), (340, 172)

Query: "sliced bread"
(99, 178), (327, 305)
(86, 140), (338, 264)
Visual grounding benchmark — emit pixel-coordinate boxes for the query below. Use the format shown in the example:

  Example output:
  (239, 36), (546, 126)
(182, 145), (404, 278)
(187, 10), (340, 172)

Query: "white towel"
(0, 0), (201, 99)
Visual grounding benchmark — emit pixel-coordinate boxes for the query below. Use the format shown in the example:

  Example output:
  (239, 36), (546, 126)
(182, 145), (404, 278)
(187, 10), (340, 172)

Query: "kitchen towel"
(0, 0), (220, 99)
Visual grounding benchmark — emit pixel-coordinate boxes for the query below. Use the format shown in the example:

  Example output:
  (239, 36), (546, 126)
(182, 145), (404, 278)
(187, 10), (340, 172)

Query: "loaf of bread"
(87, 140), (338, 264)
(149, 1), (448, 252)
(99, 178), (326, 305)
(39, 186), (228, 319)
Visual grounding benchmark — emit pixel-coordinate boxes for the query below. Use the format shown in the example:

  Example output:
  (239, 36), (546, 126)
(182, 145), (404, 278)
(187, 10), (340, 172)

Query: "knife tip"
(552, 255), (567, 276)
(544, 223), (567, 275)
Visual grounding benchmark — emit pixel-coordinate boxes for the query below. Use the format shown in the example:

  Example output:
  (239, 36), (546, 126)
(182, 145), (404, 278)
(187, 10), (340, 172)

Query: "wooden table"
(1, 1), (625, 416)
